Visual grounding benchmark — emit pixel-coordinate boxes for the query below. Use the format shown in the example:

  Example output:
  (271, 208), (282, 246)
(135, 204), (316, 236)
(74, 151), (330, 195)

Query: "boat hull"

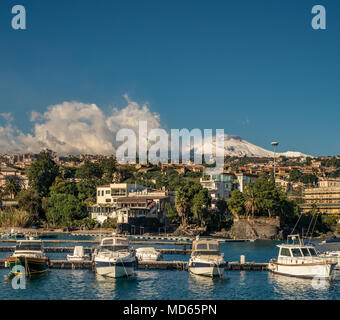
(188, 261), (226, 278)
(6, 256), (49, 277)
(269, 261), (336, 280)
(95, 260), (136, 278)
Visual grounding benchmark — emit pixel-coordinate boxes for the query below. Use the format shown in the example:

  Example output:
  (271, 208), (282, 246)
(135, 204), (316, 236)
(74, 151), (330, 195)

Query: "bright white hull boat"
(188, 238), (226, 278)
(188, 256), (226, 277)
(95, 257), (136, 278)
(269, 235), (337, 280)
(67, 246), (90, 262)
(269, 258), (336, 279)
(135, 247), (163, 262)
(93, 236), (136, 278)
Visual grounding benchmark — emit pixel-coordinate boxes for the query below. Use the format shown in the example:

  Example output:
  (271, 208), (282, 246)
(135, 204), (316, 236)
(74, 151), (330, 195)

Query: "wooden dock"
(0, 246), (190, 255)
(228, 262), (268, 271)
(0, 259), (268, 271)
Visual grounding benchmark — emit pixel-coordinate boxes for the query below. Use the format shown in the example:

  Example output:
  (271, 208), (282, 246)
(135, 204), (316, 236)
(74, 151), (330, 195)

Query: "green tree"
(98, 157), (117, 183)
(289, 169), (301, 182)
(28, 149), (59, 197)
(49, 177), (77, 196)
(46, 193), (85, 227)
(227, 190), (245, 219)
(75, 160), (102, 180)
(17, 188), (43, 219)
(175, 187), (191, 227)
(192, 189), (211, 227)
(165, 202), (180, 224)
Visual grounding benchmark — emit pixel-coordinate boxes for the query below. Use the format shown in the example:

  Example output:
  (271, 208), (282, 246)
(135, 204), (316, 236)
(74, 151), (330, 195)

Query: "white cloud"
(0, 95), (161, 155)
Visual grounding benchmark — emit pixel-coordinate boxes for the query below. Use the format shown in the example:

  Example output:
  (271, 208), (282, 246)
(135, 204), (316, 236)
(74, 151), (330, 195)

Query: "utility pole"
(271, 141), (279, 184)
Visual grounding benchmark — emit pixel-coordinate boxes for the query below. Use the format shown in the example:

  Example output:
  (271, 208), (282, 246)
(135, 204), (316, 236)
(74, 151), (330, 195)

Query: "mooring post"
(240, 255), (245, 264)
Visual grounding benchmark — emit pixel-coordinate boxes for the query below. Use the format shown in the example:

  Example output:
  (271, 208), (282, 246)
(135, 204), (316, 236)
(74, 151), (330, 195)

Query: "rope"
(215, 262), (223, 278)
(118, 252), (130, 278)
(309, 212), (320, 242)
(305, 212), (315, 239)
(290, 213), (303, 236)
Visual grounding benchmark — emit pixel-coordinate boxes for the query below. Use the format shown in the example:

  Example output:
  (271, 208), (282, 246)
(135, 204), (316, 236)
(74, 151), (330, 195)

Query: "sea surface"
(0, 235), (339, 300)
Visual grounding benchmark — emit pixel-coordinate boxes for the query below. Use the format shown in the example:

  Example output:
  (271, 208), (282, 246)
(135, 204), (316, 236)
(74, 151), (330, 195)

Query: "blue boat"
(323, 238), (340, 244)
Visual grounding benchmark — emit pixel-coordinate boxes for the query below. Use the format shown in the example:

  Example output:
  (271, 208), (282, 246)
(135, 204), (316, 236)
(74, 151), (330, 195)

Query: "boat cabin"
(277, 235), (318, 259)
(191, 239), (221, 256)
(99, 237), (130, 252)
(14, 240), (44, 253)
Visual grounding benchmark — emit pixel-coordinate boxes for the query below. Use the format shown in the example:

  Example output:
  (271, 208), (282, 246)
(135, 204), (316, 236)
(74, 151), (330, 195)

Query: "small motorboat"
(268, 234), (337, 279)
(321, 237), (340, 244)
(135, 247), (163, 262)
(93, 236), (136, 278)
(67, 246), (90, 261)
(318, 250), (340, 269)
(6, 240), (49, 277)
(188, 239), (226, 278)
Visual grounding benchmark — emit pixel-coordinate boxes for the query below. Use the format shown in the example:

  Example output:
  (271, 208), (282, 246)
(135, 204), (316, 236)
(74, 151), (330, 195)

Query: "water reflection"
(188, 273), (227, 297)
(268, 272), (332, 299)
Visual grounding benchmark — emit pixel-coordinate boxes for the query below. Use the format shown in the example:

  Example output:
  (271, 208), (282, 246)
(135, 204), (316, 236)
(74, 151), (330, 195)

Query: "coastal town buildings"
(87, 183), (170, 233)
(300, 178), (340, 215)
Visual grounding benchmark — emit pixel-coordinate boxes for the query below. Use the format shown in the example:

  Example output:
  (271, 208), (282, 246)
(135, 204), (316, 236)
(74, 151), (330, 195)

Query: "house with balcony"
(87, 183), (170, 233)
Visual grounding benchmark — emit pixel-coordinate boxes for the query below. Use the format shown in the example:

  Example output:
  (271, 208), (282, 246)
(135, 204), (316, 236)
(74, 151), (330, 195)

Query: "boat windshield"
(301, 248), (311, 256)
(100, 245), (129, 252)
(308, 248), (317, 256)
(193, 251), (220, 256)
(280, 248), (291, 257)
(291, 248), (302, 257)
(15, 243), (42, 251)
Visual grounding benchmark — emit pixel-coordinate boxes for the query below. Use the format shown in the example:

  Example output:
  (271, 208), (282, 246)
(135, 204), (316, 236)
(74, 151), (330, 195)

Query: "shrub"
(101, 218), (117, 229)
(0, 209), (33, 227)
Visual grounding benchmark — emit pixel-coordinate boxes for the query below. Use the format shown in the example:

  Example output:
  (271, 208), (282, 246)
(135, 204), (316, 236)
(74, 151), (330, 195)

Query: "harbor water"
(0, 235), (339, 300)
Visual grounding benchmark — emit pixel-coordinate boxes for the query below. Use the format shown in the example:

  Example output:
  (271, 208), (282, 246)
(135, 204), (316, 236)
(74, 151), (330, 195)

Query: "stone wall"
(228, 217), (281, 240)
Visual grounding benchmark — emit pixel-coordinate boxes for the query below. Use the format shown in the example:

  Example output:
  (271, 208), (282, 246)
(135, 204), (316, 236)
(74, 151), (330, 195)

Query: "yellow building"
(300, 186), (340, 215)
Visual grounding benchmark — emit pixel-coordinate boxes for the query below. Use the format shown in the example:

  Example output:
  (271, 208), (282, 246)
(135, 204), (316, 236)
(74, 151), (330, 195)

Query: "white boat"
(319, 250), (340, 269)
(268, 234), (337, 279)
(188, 239), (226, 278)
(93, 236), (136, 278)
(135, 247), (163, 262)
(67, 246), (90, 261)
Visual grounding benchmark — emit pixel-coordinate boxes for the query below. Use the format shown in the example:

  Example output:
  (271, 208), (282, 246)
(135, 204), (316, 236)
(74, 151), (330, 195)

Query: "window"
(106, 190), (110, 194)
(102, 190), (104, 196)
(301, 248), (310, 256)
(291, 248), (302, 257)
(15, 244), (42, 251)
(280, 248), (291, 257)
(208, 243), (219, 251)
(196, 244), (207, 250)
(97, 191), (100, 196)
(106, 199), (111, 203)
(308, 248), (317, 256)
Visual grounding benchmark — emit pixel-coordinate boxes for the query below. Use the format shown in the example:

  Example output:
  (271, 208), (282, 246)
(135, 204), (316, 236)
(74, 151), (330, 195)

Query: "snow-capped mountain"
(189, 135), (309, 158)
(222, 135), (308, 157)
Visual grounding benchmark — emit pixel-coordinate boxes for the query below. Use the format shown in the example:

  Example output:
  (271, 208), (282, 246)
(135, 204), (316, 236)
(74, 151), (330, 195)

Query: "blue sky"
(0, 0), (339, 156)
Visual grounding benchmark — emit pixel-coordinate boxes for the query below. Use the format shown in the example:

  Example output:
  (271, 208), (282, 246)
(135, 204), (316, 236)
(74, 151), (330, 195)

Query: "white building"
(88, 183), (169, 228)
(200, 173), (236, 208)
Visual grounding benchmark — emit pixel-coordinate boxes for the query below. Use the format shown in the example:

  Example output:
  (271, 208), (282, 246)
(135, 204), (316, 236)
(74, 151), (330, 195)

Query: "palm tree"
(245, 197), (258, 219)
(4, 176), (21, 199)
(244, 184), (258, 218)
(175, 188), (189, 227)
